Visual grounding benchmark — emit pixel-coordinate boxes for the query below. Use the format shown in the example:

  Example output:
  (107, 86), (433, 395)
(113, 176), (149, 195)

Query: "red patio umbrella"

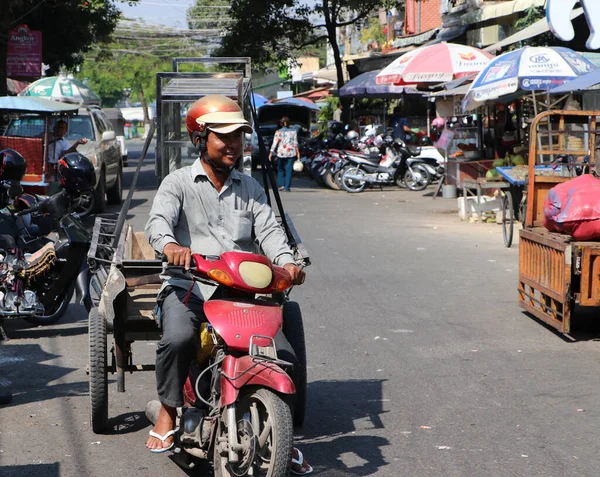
(376, 42), (493, 86)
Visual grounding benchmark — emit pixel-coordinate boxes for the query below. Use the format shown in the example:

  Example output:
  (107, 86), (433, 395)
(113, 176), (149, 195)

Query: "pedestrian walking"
(269, 116), (300, 192)
(333, 103), (343, 122)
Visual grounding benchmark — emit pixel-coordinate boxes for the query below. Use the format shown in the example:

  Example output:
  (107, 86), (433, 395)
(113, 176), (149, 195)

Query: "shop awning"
(313, 66), (338, 83)
(392, 28), (439, 48)
(485, 8), (584, 53)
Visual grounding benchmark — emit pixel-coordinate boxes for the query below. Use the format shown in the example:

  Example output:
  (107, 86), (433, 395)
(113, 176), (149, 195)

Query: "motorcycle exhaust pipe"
(344, 173), (378, 183)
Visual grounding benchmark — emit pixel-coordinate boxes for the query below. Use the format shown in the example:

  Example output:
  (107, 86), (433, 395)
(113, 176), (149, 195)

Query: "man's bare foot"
(146, 404), (177, 452)
(291, 447), (313, 475)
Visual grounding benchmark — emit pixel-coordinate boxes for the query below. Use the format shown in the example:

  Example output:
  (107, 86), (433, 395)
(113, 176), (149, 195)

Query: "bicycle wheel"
(502, 191), (514, 248)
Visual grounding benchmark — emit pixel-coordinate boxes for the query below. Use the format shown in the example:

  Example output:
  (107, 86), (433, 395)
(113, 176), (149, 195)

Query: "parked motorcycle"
(413, 137), (446, 183)
(0, 151), (95, 326)
(340, 136), (431, 193)
(0, 188), (93, 325)
(146, 252), (303, 476)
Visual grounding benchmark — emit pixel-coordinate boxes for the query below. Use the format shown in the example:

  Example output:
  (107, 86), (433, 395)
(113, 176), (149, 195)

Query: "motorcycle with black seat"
(145, 251), (307, 477)
(0, 151), (95, 332)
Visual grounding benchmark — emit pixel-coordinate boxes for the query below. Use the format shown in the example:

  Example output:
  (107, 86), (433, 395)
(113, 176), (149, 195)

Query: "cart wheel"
(282, 301), (307, 427)
(89, 307), (109, 433)
(520, 196), (528, 225)
(502, 191), (514, 248)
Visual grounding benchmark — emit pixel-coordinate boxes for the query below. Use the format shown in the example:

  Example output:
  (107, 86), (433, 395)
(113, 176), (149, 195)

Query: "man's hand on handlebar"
(283, 263), (306, 286)
(163, 242), (192, 270)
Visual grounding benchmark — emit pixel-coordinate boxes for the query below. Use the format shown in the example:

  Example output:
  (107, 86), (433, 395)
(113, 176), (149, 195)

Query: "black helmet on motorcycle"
(57, 152), (96, 193)
(419, 136), (434, 147)
(0, 148), (27, 182)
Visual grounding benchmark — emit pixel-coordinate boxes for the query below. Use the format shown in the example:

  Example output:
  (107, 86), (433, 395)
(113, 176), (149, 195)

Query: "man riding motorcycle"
(144, 95), (312, 474)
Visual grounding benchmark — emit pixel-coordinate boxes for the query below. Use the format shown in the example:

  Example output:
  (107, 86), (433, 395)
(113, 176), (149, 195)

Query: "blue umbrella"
(462, 46), (597, 112)
(262, 97), (321, 111)
(339, 70), (422, 98)
(250, 92), (268, 108)
(547, 68), (600, 94)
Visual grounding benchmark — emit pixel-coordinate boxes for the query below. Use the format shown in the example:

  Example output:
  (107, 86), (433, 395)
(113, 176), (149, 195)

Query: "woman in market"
(269, 116), (301, 192)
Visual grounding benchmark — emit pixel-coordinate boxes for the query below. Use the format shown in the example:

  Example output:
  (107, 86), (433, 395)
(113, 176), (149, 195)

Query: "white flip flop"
(291, 448), (313, 475)
(148, 429), (176, 454)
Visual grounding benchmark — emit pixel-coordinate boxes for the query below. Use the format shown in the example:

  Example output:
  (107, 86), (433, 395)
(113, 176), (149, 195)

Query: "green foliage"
(78, 49), (171, 108)
(216, 0), (314, 69)
(360, 17), (386, 50)
(0, 0), (136, 95)
(508, 6), (555, 50)
(318, 96), (339, 122)
(215, 0), (381, 86)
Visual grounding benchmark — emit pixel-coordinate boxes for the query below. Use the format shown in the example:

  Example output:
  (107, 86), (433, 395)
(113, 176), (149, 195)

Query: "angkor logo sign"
(547, 0), (600, 50)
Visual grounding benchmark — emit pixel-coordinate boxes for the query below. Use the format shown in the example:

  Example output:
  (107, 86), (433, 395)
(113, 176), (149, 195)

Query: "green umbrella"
(20, 76), (101, 105)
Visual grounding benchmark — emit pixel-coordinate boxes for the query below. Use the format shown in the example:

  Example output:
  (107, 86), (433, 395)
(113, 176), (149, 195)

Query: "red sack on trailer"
(544, 174), (600, 240)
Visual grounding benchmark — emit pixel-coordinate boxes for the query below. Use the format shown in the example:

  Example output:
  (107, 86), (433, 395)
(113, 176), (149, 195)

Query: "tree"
(78, 44), (172, 123)
(508, 6), (555, 50)
(0, 0), (133, 96)
(215, 0), (385, 88)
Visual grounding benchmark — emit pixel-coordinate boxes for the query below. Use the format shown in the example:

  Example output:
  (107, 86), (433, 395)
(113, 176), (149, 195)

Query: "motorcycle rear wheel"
(323, 170), (341, 190)
(213, 388), (293, 477)
(24, 286), (73, 326)
(341, 167), (367, 193)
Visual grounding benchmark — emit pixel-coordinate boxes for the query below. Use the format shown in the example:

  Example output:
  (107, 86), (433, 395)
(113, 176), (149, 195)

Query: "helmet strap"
(201, 153), (235, 174)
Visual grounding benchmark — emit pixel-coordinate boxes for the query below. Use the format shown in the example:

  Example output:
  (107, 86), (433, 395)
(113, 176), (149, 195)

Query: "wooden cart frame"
(518, 110), (600, 335)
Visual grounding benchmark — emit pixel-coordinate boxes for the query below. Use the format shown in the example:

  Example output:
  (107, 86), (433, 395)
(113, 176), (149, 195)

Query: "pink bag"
(544, 175), (600, 240)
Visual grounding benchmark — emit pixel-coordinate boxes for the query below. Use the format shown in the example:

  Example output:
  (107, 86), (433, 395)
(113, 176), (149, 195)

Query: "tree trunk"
(328, 24), (345, 89)
(323, 1), (345, 89)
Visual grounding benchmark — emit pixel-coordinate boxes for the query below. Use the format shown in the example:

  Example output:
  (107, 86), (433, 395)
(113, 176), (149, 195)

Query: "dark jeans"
(156, 287), (299, 408)
(277, 156), (294, 191)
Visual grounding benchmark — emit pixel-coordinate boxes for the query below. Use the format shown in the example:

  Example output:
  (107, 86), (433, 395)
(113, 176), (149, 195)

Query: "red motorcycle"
(146, 251), (304, 477)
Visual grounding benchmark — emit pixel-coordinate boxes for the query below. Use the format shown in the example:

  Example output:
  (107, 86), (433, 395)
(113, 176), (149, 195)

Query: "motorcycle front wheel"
(213, 388), (293, 477)
(404, 164), (431, 191)
(341, 167), (367, 193)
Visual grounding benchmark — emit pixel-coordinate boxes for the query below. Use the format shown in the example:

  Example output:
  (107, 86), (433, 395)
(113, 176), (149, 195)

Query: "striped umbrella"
(20, 76), (101, 105)
(376, 42), (493, 86)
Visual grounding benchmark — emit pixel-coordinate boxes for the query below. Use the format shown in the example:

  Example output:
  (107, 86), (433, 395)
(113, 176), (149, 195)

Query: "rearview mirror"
(101, 131), (116, 141)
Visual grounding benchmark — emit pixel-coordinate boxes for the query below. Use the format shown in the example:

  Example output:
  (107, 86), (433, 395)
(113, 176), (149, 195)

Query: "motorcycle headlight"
(238, 261), (273, 289)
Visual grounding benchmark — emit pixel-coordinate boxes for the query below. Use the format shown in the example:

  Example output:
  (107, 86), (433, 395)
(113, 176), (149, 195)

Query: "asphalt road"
(1, 140), (599, 477)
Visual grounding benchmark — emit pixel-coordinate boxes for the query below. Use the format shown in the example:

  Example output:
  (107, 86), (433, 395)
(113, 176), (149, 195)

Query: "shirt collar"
(191, 158), (242, 182)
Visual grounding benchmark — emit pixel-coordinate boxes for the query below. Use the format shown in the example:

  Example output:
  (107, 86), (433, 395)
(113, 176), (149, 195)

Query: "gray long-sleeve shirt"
(145, 158), (295, 300)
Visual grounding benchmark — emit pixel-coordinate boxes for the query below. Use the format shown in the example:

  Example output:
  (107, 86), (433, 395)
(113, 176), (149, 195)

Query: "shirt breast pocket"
(231, 210), (253, 242)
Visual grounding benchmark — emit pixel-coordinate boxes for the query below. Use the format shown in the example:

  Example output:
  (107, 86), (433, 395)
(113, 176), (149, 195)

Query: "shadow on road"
(106, 411), (150, 435)
(297, 379), (390, 476)
(1, 303), (88, 341)
(524, 307), (600, 343)
(0, 343), (86, 408)
(0, 463), (60, 477)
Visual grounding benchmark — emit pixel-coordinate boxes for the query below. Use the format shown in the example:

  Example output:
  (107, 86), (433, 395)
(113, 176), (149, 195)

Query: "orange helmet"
(185, 95), (252, 145)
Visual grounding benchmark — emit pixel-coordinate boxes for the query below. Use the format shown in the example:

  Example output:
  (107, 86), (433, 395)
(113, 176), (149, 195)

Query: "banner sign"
(547, 0), (600, 50)
(7, 24), (42, 79)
